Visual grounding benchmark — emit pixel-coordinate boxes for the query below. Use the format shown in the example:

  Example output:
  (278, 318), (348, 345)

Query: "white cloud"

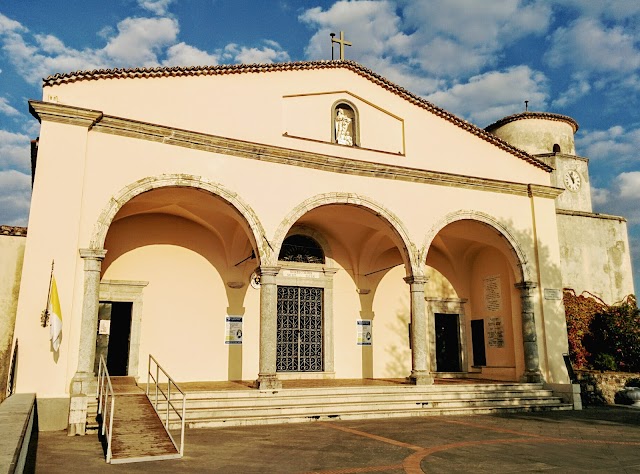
(427, 66), (549, 125)
(546, 18), (640, 73)
(594, 170), (640, 235)
(222, 42), (290, 64)
(551, 0), (640, 22)
(0, 12), (289, 83)
(552, 74), (591, 107)
(591, 186), (611, 206)
(138, 0), (174, 16)
(0, 97), (20, 117)
(618, 171), (640, 200)
(0, 169), (31, 226)
(103, 17), (179, 66)
(300, 1), (440, 95)
(301, 1), (404, 60)
(0, 129), (31, 172)
(0, 14), (180, 83)
(0, 13), (24, 34)
(400, 0), (551, 76)
(577, 126), (640, 164)
(163, 43), (219, 67)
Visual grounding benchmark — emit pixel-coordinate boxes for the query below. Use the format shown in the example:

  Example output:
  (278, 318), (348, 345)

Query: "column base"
(408, 371), (434, 385)
(256, 374), (282, 391)
(70, 371), (97, 396)
(521, 371), (544, 383)
(68, 372), (96, 436)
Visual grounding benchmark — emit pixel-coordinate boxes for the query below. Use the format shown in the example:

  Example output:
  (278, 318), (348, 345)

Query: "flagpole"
(41, 260), (54, 327)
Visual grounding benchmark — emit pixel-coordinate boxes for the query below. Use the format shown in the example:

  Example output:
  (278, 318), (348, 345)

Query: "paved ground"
(33, 407), (640, 473)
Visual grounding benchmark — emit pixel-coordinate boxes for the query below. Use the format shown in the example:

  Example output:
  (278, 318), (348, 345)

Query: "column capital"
(258, 266), (281, 278)
(404, 275), (429, 286)
(79, 248), (107, 261)
(515, 281), (538, 291)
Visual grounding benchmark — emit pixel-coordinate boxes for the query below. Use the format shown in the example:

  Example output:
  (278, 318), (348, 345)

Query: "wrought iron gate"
(276, 286), (323, 372)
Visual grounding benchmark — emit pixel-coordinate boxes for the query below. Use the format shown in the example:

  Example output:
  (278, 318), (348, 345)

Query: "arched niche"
(331, 100), (359, 147)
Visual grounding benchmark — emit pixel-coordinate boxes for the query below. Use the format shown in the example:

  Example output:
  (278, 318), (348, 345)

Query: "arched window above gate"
(278, 234), (325, 264)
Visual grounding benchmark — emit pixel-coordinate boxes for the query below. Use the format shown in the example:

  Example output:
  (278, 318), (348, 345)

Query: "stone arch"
(271, 193), (420, 276)
(89, 174), (269, 264)
(421, 210), (531, 283)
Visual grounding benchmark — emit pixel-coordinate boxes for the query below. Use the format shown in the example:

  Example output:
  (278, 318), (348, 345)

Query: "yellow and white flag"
(49, 276), (63, 352)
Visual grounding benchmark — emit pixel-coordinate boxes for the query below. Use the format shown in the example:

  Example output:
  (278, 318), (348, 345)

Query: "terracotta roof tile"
(42, 60), (552, 172)
(485, 111), (579, 133)
(0, 225), (27, 236)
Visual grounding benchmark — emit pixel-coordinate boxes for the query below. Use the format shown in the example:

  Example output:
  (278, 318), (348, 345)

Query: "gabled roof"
(42, 60), (552, 172)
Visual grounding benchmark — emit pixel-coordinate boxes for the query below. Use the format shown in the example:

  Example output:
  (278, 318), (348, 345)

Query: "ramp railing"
(146, 355), (187, 456)
(97, 355), (115, 463)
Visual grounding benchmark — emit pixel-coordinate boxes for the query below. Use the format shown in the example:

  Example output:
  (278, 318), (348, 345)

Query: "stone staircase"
(163, 382), (572, 429)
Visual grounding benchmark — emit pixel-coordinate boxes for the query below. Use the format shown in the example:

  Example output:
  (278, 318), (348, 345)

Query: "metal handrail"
(146, 354), (187, 456)
(97, 355), (115, 463)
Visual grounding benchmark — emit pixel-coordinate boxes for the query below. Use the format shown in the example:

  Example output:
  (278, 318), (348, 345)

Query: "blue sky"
(0, 0), (639, 294)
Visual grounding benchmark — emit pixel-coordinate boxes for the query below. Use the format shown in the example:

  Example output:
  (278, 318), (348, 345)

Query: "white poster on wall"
(225, 316), (243, 345)
(357, 320), (372, 346)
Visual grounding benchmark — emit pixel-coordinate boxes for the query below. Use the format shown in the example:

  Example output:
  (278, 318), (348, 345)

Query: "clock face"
(564, 170), (581, 191)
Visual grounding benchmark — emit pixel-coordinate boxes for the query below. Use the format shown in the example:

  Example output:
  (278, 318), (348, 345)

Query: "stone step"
(173, 402), (573, 429)
(181, 389), (556, 409)
(176, 395), (565, 420)
(181, 382), (546, 400)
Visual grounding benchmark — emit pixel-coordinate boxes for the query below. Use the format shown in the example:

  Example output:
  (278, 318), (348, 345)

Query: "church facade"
(7, 60), (634, 430)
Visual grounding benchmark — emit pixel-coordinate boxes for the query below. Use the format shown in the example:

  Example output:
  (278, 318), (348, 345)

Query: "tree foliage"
(563, 290), (639, 372)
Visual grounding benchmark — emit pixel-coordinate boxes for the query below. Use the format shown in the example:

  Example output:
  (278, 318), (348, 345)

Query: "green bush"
(586, 297), (640, 372)
(592, 353), (617, 371)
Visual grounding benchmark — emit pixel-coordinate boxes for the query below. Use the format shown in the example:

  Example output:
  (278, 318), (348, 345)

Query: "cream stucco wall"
(13, 65), (576, 403)
(489, 118), (576, 155)
(0, 230), (26, 401)
(557, 213), (635, 304)
(42, 68), (550, 186)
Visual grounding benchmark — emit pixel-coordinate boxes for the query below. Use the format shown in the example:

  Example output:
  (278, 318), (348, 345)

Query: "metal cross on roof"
(331, 31), (352, 60)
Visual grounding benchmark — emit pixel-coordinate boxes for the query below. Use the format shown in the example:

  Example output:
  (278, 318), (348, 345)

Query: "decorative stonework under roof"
(485, 111), (579, 134)
(41, 60), (551, 172)
(0, 225), (27, 236)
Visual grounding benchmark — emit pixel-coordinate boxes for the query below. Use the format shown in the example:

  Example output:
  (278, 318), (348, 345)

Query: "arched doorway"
(270, 195), (423, 382)
(96, 184), (263, 382)
(425, 218), (534, 381)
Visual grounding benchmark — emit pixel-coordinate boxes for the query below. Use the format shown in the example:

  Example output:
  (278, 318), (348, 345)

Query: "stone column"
(515, 281), (543, 383)
(256, 266), (281, 390)
(404, 276), (433, 385)
(69, 248), (106, 435)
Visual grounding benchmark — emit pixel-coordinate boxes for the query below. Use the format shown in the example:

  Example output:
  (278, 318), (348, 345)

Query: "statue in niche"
(335, 108), (354, 146)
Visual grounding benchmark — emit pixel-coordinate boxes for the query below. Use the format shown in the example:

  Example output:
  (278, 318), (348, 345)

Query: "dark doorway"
(471, 319), (487, 367)
(434, 313), (461, 372)
(94, 302), (133, 376)
(276, 286), (323, 372)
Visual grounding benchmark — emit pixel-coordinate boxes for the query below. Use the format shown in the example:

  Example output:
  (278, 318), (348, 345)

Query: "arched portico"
(255, 193), (432, 389)
(423, 211), (542, 383)
(72, 175), (268, 410)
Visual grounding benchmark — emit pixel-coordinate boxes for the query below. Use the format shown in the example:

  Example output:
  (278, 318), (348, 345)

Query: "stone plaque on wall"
(282, 269), (321, 279)
(544, 288), (563, 300)
(487, 317), (504, 348)
(484, 275), (502, 312)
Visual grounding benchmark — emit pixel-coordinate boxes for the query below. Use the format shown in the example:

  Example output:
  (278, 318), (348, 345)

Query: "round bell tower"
(485, 111), (591, 212)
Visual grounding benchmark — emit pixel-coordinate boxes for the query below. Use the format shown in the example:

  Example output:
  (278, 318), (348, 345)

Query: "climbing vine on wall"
(564, 290), (640, 372)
